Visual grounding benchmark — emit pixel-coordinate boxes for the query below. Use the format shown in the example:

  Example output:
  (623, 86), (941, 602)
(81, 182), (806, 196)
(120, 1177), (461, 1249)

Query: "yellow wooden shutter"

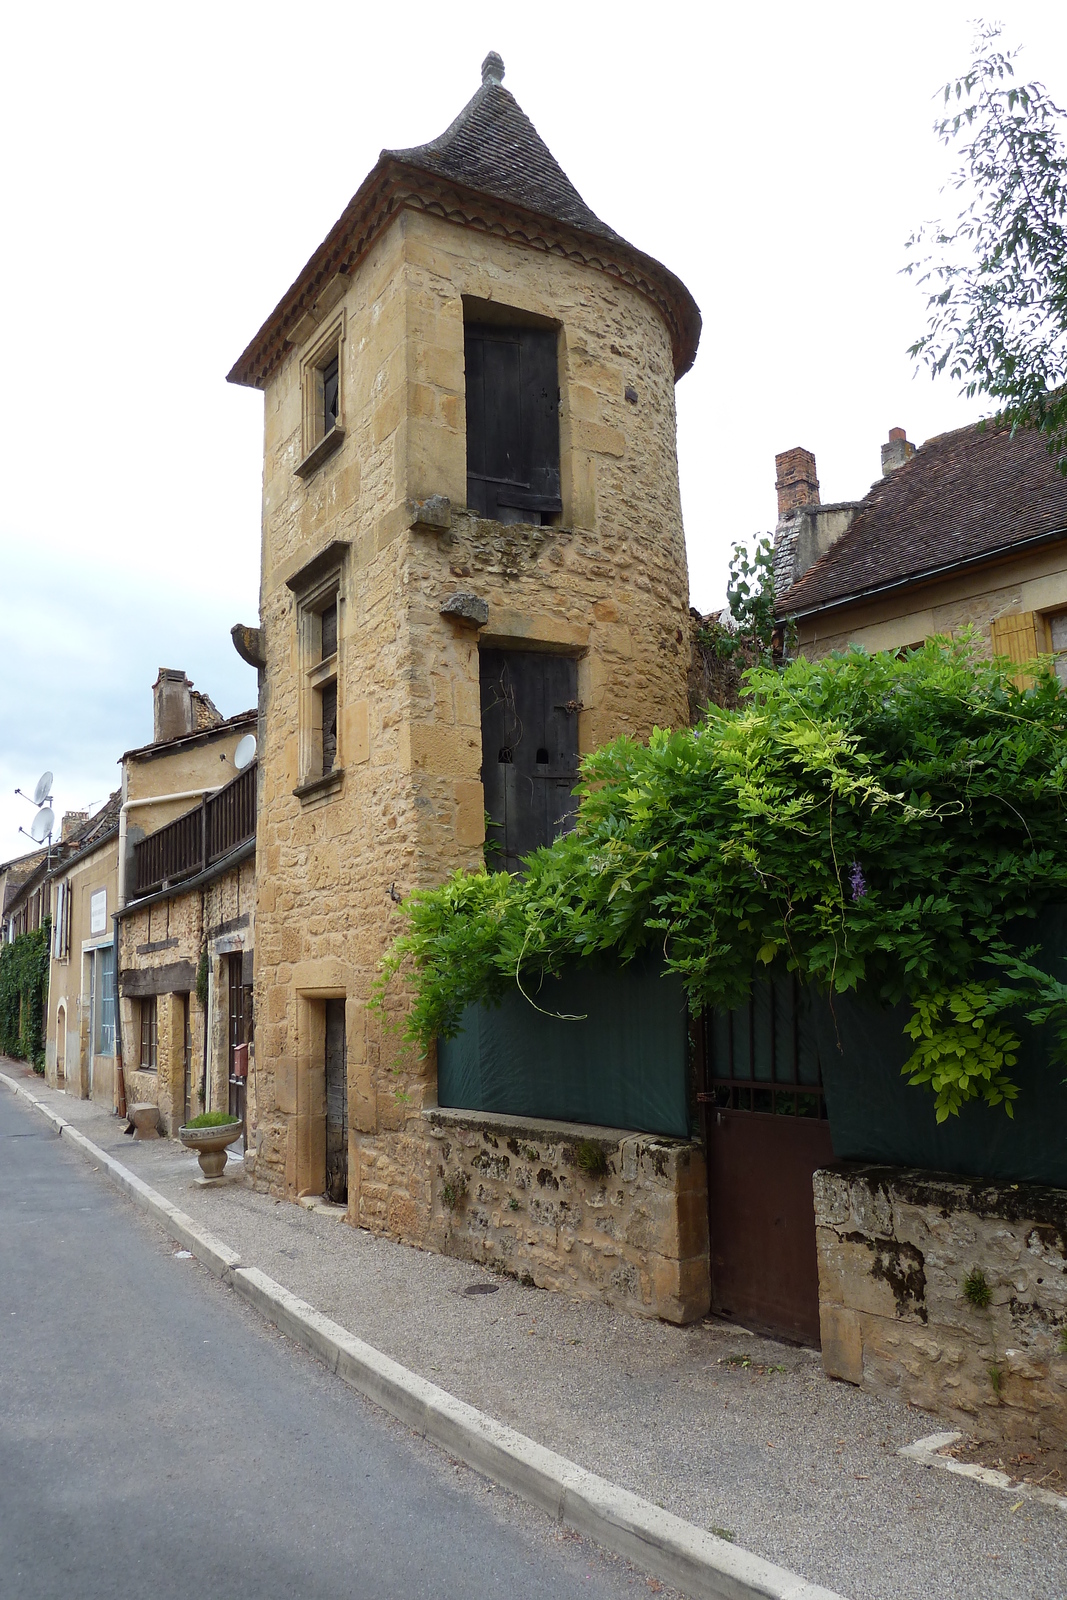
(990, 610), (1041, 686)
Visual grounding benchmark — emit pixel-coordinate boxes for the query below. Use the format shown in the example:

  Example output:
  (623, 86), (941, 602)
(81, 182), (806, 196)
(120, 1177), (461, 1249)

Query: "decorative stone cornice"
(226, 159), (700, 391)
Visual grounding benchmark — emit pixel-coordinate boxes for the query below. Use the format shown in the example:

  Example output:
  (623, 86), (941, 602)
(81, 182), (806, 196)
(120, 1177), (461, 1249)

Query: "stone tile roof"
(385, 75), (618, 244)
(778, 421), (1067, 617)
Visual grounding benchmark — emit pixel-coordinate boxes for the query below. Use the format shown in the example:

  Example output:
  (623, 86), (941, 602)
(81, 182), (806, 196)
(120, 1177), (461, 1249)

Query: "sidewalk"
(5, 1063), (1064, 1600)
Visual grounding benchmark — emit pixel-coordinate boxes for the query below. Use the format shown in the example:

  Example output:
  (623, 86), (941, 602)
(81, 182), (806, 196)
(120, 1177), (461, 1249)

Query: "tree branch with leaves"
(905, 23), (1067, 472)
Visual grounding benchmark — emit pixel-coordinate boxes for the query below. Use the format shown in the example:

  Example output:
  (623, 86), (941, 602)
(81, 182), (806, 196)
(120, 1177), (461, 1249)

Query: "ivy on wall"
(379, 638), (1067, 1122)
(0, 924), (51, 1072)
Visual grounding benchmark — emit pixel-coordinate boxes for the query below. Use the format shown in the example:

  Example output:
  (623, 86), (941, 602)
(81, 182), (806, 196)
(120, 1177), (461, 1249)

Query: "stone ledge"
(423, 1104), (695, 1151)
(293, 769), (345, 804)
(294, 425), (345, 480)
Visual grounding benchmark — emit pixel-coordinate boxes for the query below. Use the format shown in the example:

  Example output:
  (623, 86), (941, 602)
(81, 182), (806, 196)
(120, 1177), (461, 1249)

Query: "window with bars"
(705, 973), (827, 1119)
(139, 995), (158, 1071)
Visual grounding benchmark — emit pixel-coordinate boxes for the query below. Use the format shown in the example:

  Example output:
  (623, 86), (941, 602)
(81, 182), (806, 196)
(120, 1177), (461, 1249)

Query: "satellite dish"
(234, 734), (257, 770)
(33, 771), (53, 806)
(30, 807), (54, 843)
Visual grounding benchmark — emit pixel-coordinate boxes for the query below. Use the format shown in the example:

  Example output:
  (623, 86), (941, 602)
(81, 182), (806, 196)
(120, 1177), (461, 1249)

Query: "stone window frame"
(1043, 607), (1067, 687)
(295, 312), (346, 480)
(288, 541), (349, 803)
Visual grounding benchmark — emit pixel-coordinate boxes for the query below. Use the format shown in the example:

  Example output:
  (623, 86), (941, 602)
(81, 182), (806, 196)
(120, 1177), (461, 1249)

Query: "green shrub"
(184, 1110), (240, 1129)
(0, 924), (50, 1070)
(377, 638), (1067, 1122)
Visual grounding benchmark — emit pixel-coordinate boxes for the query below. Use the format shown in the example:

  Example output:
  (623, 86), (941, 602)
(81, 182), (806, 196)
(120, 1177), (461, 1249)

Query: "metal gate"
(698, 974), (834, 1346)
(325, 999), (348, 1205)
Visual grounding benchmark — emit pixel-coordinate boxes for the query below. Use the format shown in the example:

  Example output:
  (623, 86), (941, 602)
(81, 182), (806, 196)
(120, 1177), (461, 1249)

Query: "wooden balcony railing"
(132, 761), (256, 898)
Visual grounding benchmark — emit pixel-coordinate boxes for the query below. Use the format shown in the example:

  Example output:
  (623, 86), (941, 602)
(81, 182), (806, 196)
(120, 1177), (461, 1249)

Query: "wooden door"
(182, 993), (192, 1127)
(324, 999), (348, 1205)
(227, 954), (250, 1136)
(480, 649), (580, 873)
(699, 975), (835, 1346)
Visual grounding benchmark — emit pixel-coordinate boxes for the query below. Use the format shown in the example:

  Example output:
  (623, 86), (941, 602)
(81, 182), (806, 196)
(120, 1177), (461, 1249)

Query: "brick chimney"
(775, 447), (820, 519)
(881, 426), (915, 475)
(152, 668), (196, 743)
(60, 811), (88, 842)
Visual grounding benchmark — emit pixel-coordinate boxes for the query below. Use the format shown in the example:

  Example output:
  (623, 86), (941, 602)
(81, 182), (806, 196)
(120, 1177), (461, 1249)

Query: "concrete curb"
(1, 1070), (845, 1600)
(900, 1430), (1067, 1516)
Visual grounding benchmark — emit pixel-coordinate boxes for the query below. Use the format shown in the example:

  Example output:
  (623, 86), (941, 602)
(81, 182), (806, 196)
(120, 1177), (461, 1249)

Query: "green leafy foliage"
(183, 1110), (240, 1129)
(725, 535), (778, 649)
(963, 1267), (993, 1308)
(906, 25), (1067, 473)
(377, 638), (1067, 1120)
(0, 924), (50, 1070)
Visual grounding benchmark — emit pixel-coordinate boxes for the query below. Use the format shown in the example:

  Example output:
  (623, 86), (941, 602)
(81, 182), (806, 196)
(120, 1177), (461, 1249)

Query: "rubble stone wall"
(815, 1164), (1067, 1448)
(413, 1108), (709, 1324)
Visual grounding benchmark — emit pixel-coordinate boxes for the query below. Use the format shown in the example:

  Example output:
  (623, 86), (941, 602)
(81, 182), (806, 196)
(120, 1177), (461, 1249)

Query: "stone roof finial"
(481, 51), (504, 87)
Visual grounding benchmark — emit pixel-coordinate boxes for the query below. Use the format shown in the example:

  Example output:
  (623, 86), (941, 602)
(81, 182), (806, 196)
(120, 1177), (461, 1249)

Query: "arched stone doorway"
(56, 1005), (66, 1084)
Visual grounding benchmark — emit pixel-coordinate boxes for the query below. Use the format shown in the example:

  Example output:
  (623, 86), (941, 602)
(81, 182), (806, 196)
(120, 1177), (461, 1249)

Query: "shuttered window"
(990, 611), (1042, 686)
(465, 323), (561, 525)
(1048, 610), (1067, 687)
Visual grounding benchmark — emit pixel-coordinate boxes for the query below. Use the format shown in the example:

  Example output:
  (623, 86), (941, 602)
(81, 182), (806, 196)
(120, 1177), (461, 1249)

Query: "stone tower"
(227, 55), (701, 1242)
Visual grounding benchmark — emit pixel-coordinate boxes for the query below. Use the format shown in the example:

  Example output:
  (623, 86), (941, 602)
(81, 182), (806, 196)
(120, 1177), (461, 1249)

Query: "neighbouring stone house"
(226, 53), (709, 1321)
(773, 419), (1067, 667)
(42, 796), (122, 1102)
(3, 802), (121, 1096)
(1, 846), (48, 941)
(764, 424), (1067, 1448)
(115, 671), (256, 1134)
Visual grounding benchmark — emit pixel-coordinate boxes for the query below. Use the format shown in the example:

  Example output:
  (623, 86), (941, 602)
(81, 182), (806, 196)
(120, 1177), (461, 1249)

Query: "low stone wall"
(424, 1108), (710, 1325)
(815, 1164), (1067, 1448)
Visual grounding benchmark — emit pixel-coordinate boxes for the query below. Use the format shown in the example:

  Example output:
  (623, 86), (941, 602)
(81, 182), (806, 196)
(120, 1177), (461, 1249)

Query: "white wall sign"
(90, 889), (107, 935)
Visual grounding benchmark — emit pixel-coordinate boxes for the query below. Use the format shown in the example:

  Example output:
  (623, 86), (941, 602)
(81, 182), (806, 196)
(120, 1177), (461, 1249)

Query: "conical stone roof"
(228, 53), (700, 388)
(386, 53), (618, 243)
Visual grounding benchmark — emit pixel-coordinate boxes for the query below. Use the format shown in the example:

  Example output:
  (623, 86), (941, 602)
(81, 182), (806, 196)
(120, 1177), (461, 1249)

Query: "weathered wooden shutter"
(480, 648), (579, 872)
(464, 324), (561, 522)
(990, 611), (1042, 686)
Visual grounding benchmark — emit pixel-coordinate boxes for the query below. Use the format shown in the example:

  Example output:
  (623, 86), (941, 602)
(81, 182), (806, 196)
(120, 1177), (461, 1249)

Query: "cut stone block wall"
(418, 1107), (710, 1325)
(247, 202), (693, 1277)
(815, 1164), (1067, 1448)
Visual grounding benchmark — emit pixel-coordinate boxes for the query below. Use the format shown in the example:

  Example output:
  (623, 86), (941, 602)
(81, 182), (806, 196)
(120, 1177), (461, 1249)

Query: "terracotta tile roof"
(778, 421), (1067, 617)
(226, 60), (700, 390)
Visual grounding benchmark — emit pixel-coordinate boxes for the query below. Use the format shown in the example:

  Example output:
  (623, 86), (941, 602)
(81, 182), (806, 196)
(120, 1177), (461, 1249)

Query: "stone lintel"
(284, 538), (350, 594)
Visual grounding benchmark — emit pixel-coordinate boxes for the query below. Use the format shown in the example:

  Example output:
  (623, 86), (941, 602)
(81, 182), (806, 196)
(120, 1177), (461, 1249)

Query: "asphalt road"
(0, 1089), (672, 1600)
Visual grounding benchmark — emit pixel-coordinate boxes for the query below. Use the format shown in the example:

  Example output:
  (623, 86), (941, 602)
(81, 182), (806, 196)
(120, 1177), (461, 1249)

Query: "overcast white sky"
(3, 1), (1066, 863)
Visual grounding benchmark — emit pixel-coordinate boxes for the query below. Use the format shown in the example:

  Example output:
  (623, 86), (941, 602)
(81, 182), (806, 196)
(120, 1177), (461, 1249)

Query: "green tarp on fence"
(436, 957), (690, 1138)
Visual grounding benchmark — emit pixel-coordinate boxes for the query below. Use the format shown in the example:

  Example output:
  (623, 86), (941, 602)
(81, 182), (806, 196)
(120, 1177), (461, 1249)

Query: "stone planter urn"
(178, 1120), (242, 1180)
